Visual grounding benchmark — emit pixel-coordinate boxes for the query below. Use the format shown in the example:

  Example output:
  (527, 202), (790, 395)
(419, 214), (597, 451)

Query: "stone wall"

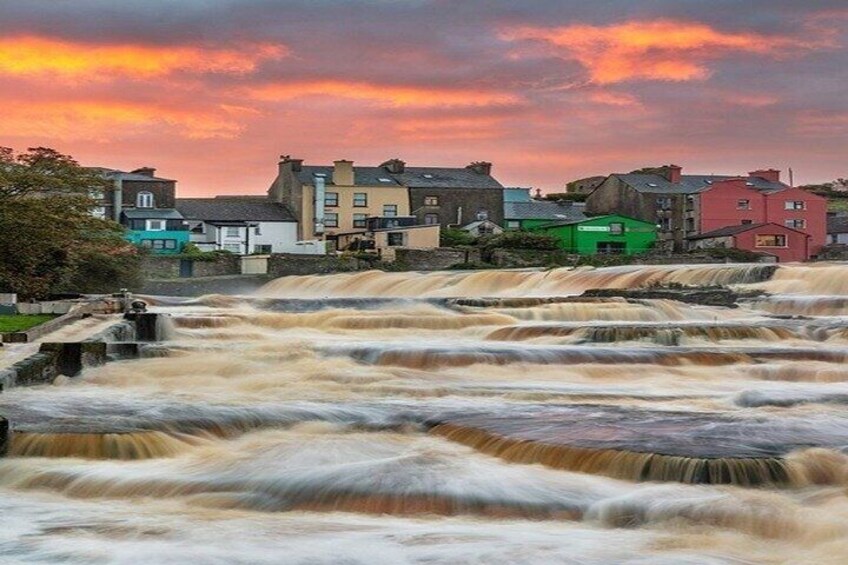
(140, 254), (240, 280)
(394, 248), (481, 270)
(267, 254), (374, 277)
(140, 275), (271, 297)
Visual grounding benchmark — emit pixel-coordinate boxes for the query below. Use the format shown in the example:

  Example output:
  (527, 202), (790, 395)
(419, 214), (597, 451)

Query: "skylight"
(423, 173), (434, 179)
(378, 178), (392, 183)
(314, 173), (327, 178)
(647, 183), (658, 187)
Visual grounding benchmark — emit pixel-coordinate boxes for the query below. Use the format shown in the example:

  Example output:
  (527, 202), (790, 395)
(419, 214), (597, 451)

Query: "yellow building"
(269, 158), (410, 243)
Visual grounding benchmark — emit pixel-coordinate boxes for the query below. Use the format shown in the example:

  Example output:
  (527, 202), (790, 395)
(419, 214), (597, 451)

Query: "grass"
(0, 314), (57, 333)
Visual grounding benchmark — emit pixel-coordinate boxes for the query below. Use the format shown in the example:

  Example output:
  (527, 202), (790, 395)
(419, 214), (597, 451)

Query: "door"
(179, 259), (194, 278)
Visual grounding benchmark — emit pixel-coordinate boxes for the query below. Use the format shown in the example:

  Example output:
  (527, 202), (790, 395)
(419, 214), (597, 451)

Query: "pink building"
(698, 174), (827, 257)
(689, 223), (810, 263)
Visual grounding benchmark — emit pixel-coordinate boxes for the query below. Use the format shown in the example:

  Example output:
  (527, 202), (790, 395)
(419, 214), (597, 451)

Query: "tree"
(0, 147), (142, 299)
(440, 228), (476, 247)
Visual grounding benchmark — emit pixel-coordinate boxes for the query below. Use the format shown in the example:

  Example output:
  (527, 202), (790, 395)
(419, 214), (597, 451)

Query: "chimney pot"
(748, 169), (781, 184)
(467, 161), (492, 176)
(381, 158), (406, 174)
(131, 167), (156, 177)
(333, 159), (355, 186)
(662, 164), (682, 184)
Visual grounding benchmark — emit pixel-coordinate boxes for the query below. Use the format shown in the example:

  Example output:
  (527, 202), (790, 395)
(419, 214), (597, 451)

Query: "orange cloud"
(395, 116), (506, 141)
(503, 20), (817, 84)
(1, 100), (246, 140)
(0, 36), (285, 78)
(246, 80), (519, 108)
(588, 91), (643, 108)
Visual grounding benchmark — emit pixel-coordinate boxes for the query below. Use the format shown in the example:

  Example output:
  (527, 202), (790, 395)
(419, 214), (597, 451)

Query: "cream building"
(269, 158), (410, 242)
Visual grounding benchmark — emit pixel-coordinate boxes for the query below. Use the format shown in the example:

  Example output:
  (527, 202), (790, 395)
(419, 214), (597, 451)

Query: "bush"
(440, 228), (476, 247)
(481, 231), (559, 251)
(696, 247), (764, 262)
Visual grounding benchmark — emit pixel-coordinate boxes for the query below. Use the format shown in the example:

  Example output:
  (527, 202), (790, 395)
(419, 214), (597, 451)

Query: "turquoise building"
(122, 209), (189, 254)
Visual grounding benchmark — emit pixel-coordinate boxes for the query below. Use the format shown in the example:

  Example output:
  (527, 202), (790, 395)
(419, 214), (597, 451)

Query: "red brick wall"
(734, 224), (809, 262)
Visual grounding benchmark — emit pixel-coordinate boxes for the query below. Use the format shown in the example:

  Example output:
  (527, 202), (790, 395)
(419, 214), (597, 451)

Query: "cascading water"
(2, 262), (848, 563)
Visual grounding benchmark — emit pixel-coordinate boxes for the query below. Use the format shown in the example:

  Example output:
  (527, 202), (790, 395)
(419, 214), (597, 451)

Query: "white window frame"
(136, 191), (154, 208)
(784, 200), (806, 210)
(383, 204), (398, 217)
(225, 226), (241, 238)
(146, 219), (165, 231)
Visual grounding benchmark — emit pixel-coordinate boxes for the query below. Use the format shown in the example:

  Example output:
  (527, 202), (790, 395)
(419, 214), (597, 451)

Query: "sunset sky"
(1, 0), (846, 195)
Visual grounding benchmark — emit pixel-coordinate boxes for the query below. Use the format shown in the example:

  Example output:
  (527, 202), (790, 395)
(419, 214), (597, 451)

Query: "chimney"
(131, 167), (156, 177)
(381, 158), (406, 174)
(333, 159), (354, 186)
(661, 164), (682, 184)
(749, 169), (781, 184)
(279, 155), (302, 173)
(467, 161), (492, 176)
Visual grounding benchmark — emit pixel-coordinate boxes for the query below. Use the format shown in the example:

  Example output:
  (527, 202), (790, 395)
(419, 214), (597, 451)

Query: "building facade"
(268, 157), (504, 246)
(586, 165), (826, 256)
(176, 197), (312, 254)
(532, 214), (656, 255)
(503, 200), (586, 230)
(93, 166), (188, 254)
(688, 223), (810, 262)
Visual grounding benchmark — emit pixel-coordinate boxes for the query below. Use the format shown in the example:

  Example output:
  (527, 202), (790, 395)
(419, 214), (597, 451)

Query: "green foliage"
(440, 228), (476, 247)
(0, 147), (142, 299)
(0, 314), (56, 333)
(481, 230), (559, 251)
(628, 166), (666, 175)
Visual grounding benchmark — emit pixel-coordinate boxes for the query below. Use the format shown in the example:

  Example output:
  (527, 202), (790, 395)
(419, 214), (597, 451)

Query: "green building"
(531, 214), (656, 255)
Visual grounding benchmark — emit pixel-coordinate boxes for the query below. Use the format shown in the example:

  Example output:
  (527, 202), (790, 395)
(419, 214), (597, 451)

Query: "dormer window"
(136, 191), (154, 208)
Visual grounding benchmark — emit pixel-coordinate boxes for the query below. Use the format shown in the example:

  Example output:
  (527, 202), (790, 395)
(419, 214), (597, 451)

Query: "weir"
(3, 262), (848, 562)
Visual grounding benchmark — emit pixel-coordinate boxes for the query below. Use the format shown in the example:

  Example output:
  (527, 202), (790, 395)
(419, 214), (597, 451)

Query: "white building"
(176, 197), (323, 255)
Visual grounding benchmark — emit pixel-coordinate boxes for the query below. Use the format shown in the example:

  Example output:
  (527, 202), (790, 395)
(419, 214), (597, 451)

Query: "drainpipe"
(113, 177), (123, 222)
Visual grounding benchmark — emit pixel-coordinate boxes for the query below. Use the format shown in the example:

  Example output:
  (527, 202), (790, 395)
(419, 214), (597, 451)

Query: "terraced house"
(268, 156), (504, 249)
(586, 165), (826, 257)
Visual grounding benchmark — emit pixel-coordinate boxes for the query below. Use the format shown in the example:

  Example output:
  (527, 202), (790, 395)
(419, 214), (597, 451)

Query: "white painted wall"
(187, 221), (324, 254)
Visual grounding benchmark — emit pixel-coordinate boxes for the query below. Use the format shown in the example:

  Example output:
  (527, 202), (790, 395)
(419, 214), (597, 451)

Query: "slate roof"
(827, 215), (848, 234)
(176, 198), (296, 222)
(93, 167), (176, 183)
(122, 208), (184, 220)
(614, 174), (789, 195)
(504, 201), (586, 221)
(295, 165), (502, 189)
(688, 222), (809, 240)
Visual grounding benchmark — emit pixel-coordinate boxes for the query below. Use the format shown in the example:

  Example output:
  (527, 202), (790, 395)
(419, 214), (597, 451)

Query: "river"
(1, 263), (848, 563)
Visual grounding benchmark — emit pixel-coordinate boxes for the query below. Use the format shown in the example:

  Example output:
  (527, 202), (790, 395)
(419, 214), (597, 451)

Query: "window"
(737, 199), (750, 210)
(424, 213), (440, 225)
(164, 239), (177, 250)
(756, 234), (787, 247)
(656, 197), (671, 210)
(476, 209), (489, 221)
(353, 213), (367, 228)
(140, 240), (153, 248)
(254, 225), (262, 235)
(685, 218), (695, 231)
(387, 232), (405, 246)
(659, 217), (671, 231)
(685, 196), (695, 211)
(378, 178), (393, 183)
(147, 219), (164, 231)
(353, 193), (367, 207)
(506, 220), (520, 229)
(383, 204), (398, 217)
(478, 224), (495, 235)
(741, 219), (753, 225)
(254, 244), (272, 253)
(136, 191), (154, 208)
(223, 243), (241, 253)
(785, 200), (806, 210)
(325, 192), (339, 207)
(225, 226), (240, 238)
(324, 212), (339, 228)
(785, 219), (806, 229)
(424, 196), (439, 206)
(609, 222), (624, 235)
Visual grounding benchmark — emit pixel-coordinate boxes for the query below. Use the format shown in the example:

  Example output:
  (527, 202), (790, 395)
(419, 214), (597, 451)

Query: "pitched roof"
(92, 167), (176, 183)
(122, 208), (184, 220)
(827, 215), (848, 234)
(295, 165), (502, 189)
(176, 198), (296, 222)
(688, 222), (809, 240)
(614, 173), (789, 195)
(504, 200), (586, 221)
